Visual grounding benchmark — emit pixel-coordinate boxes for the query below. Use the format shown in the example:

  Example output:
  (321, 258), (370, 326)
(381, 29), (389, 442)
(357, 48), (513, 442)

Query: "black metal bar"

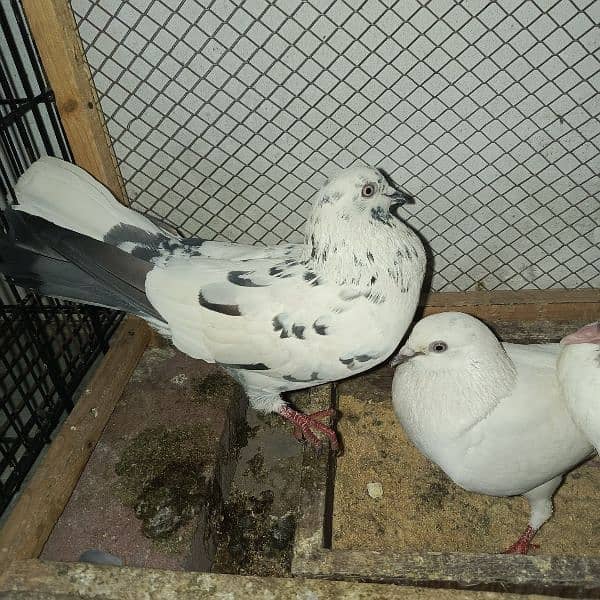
(0, 304), (114, 314)
(0, 88), (54, 128)
(0, 1), (121, 515)
(0, 5), (37, 164)
(19, 308), (74, 412)
(10, 0), (56, 157)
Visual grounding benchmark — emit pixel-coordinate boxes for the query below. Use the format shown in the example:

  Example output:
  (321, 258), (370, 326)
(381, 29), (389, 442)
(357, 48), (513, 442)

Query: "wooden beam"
(294, 549), (600, 598)
(291, 384), (336, 564)
(0, 317), (150, 570)
(424, 288), (600, 307)
(0, 559), (554, 599)
(420, 289), (600, 341)
(21, 0), (127, 204)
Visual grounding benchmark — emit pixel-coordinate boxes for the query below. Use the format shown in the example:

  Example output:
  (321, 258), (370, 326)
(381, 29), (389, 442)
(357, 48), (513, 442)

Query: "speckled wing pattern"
(145, 252), (388, 388)
(102, 220), (301, 264)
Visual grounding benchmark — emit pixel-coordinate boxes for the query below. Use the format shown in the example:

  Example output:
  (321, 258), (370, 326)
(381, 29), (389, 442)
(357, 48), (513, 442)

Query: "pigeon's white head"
(303, 165), (425, 294)
(313, 166), (412, 224)
(391, 311), (505, 370)
(391, 311), (517, 435)
(558, 321), (600, 373)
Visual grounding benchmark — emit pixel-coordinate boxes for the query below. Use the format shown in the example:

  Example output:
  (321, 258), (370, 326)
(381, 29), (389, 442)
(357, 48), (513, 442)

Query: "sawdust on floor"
(333, 367), (600, 556)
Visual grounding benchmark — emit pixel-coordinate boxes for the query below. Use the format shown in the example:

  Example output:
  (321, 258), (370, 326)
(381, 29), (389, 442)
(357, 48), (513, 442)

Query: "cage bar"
(0, 0), (122, 516)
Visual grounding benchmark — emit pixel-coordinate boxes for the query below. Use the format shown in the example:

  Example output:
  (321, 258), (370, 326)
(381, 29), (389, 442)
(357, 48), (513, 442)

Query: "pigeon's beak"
(385, 189), (414, 208)
(376, 168), (415, 213)
(390, 346), (422, 367)
(385, 187), (415, 219)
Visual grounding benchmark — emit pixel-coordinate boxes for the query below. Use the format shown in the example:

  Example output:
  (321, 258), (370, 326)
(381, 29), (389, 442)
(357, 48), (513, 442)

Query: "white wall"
(71, 0), (599, 291)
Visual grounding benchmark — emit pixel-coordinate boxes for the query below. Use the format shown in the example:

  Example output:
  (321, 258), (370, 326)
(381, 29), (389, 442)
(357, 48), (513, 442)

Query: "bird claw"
(503, 525), (539, 555)
(279, 406), (341, 453)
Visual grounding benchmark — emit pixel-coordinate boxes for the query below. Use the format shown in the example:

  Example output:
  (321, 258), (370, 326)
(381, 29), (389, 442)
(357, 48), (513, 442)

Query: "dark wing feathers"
(1, 208), (162, 320)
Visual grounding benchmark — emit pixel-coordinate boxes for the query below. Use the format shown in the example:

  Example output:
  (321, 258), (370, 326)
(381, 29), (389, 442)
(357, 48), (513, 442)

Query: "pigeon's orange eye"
(429, 341), (448, 353)
(361, 183), (375, 198)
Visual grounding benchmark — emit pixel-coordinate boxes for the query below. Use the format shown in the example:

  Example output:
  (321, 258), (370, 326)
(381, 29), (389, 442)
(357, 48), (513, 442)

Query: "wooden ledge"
(0, 559), (559, 599)
(424, 288), (600, 307)
(421, 289), (600, 337)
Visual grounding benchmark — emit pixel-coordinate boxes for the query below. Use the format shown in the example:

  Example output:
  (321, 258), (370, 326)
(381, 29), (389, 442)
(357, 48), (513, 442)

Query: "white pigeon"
(0, 156), (426, 449)
(558, 322), (600, 451)
(390, 311), (593, 554)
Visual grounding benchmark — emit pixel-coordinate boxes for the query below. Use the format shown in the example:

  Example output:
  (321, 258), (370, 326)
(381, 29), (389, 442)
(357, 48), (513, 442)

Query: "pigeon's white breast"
(392, 346), (594, 498)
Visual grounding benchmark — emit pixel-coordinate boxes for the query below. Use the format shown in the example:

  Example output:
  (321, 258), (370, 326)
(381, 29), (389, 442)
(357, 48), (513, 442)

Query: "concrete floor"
(40, 344), (246, 571)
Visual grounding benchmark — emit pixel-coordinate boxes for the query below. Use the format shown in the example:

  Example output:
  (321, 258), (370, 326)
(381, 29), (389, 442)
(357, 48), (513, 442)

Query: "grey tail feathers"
(0, 207), (164, 322)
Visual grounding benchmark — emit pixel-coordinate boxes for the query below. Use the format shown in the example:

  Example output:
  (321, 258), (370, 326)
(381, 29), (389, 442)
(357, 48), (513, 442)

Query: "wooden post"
(21, 0), (127, 204)
(0, 317), (150, 570)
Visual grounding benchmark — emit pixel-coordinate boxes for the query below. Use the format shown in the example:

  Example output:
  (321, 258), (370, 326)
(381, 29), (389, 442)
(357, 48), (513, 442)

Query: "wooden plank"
(422, 289), (599, 322)
(22, 0), (127, 203)
(424, 289), (600, 307)
(0, 317), (150, 569)
(291, 384), (337, 569)
(423, 303), (600, 322)
(420, 289), (600, 342)
(0, 560), (558, 600)
(294, 549), (600, 598)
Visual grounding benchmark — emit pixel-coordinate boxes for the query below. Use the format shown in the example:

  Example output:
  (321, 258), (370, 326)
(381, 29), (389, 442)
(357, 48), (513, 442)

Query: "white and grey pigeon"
(0, 156), (426, 449)
(390, 311), (594, 554)
(558, 322), (600, 452)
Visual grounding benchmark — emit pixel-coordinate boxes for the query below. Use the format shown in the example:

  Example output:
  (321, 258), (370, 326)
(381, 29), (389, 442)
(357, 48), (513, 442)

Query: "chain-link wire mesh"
(71, 0), (599, 292)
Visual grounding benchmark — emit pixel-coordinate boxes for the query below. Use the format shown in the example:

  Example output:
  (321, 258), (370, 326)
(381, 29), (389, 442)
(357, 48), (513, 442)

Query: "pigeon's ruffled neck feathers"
(302, 201), (426, 296)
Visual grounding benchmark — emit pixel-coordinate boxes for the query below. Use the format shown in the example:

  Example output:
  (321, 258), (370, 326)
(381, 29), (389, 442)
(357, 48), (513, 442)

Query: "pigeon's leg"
(503, 525), (538, 555)
(504, 476), (561, 554)
(278, 405), (339, 451)
(245, 390), (339, 451)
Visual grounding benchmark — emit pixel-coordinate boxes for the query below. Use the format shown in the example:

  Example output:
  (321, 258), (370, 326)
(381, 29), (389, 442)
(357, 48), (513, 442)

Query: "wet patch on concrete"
(214, 489), (296, 576)
(114, 426), (218, 545)
(212, 389), (325, 576)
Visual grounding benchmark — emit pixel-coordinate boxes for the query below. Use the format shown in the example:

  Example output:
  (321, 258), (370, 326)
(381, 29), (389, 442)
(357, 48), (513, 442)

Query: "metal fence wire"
(71, 0), (599, 292)
(0, 0), (122, 516)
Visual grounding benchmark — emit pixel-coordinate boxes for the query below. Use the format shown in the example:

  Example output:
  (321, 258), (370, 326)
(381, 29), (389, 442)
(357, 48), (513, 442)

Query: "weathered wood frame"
(2, 0), (599, 595)
(0, 559), (566, 599)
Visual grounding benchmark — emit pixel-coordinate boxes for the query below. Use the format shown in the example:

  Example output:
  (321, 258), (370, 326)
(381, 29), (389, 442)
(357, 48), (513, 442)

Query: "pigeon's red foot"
(278, 406), (339, 451)
(503, 525), (539, 555)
